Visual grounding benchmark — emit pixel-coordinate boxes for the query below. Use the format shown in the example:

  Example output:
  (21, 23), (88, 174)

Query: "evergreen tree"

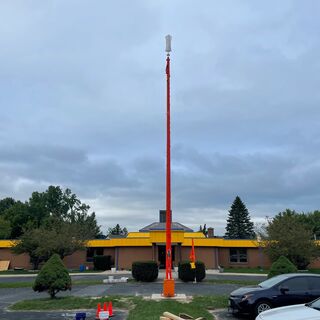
(33, 254), (71, 298)
(225, 196), (255, 239)
(108, 224), (128, 236)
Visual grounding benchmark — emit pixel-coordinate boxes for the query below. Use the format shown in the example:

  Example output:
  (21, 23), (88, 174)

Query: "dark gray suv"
(229, 273), (320, 317)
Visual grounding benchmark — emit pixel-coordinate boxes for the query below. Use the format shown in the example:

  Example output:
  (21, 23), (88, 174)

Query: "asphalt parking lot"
(0, 272), (266, 319)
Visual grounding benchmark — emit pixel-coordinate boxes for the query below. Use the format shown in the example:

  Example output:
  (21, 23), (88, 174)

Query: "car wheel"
(255, 300), (272, 316)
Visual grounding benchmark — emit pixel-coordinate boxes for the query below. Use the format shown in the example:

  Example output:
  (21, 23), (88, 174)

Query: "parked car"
(229, 273), (320, 317)
(255, 297), (320, 320)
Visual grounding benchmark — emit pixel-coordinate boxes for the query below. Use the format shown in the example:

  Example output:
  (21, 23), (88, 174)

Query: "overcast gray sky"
(1, 1), (320, 235)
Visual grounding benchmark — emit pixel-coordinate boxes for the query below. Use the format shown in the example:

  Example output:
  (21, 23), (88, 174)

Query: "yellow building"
(0, 211), (271, 270)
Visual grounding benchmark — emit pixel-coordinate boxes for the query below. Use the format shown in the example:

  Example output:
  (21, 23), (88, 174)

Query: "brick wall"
(0, 248), (30, 269)
(117, 247), (153, 270)
(218, 247), (271, 268)
(63, 250), (87, 269)
(181, 246), (217, 268)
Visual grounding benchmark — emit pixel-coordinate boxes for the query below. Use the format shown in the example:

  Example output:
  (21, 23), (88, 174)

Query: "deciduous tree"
(12, 185), (101, 268)
(0, 216), (11, 239)
(260, 210), (320, 269)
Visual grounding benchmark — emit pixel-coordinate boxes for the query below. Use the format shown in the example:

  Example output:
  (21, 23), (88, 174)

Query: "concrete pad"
(148, 293), (190, 301)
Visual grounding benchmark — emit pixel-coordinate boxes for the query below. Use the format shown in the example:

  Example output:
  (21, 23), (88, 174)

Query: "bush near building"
(178, 261), (206, 282)
(93, 255), (112, 270)
(33, 254), (72, 298)
(132, 261), (158, 282)
(268, 256), (298, 278)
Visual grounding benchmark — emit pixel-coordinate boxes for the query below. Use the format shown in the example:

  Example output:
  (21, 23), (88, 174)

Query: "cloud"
(1, 1), (320, 235)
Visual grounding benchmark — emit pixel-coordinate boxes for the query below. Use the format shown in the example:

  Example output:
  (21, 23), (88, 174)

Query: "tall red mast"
(163, 34), (175, 297)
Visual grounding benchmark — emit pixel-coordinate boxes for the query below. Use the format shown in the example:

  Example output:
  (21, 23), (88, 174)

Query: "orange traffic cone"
(95, 302), (101, 320)
(103, 301), (108, 311)
(108, 301), (113, 317)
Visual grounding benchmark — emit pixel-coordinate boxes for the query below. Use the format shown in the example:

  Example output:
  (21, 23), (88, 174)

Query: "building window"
(86, 247), (104, 262)
(86, 248), (95, 262)
(230, 248), (247, 263)
(96, 247), (104, 255)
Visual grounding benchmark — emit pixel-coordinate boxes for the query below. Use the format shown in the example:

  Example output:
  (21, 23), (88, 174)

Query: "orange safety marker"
(163, 278), (175, 297)
(108, 301), (113, 317)
(95, 302), (101, 320)
(103, 302), (107, 311)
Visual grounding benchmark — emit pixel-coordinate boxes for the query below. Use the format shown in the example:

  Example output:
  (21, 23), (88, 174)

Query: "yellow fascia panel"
(1, 237), (258, 249)
(184, 232), (206, 239)
(149, 231), (184, 243)
(221, 239), (259, 248)
(0, 240), (16, 248)
(87, 238), (152, 247)
(127, 232), (150, 238)
(181, 238), (259, 248)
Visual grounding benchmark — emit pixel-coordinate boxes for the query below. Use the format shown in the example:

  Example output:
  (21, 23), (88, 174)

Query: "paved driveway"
(0, 283), (239, 320)
(0, 273), (266, 320)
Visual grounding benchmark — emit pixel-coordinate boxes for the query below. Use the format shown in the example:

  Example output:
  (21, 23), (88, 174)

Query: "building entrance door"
(158, 245), (175, 269)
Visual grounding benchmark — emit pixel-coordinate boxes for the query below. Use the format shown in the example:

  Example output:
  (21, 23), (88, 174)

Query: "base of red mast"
(163, 278), (175, 297)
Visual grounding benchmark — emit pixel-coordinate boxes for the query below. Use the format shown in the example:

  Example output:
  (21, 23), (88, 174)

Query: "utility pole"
(163, 34), (175, 297)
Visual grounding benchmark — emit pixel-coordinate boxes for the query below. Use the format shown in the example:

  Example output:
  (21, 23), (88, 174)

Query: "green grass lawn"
(205, 278), (260, 286)
(223, 267), (320, 275)
(0, 269), (102, 275)
(10, 295), (229, 319)
(10, 295), (136, 311)
(127, 296), (227, 320)
(306, 269), (320, 274)
(0, 270), (38, 275)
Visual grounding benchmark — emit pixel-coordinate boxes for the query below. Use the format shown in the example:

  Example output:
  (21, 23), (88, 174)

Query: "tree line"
(201, 196), (320, 269)
(2, 187), (320, 270)
(0, 186), (102, 269)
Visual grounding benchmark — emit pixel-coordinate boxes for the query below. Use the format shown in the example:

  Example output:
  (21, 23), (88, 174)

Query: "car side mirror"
(280, 286), (289, 294)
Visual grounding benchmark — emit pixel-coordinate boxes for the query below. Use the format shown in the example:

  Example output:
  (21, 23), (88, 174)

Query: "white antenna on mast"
(165, 34), (172, 54)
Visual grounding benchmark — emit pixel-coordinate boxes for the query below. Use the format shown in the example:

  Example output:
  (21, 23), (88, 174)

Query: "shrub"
(268, 256), (298, 278)
(178, 261), (206, 282)
(132, 261), (158, 282)
(93, 255), (112, 271)
(33, 254), (71, 298)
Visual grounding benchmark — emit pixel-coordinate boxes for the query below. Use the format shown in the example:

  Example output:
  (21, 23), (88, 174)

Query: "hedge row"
(178, 261), (206, 282)
(93, 255), (112, 271)
(131, 260), (206, 282)
(132, 261), (158, 282)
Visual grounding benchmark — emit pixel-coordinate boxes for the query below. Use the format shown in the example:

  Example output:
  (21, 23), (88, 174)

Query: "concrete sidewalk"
(157, 269), (267, 279)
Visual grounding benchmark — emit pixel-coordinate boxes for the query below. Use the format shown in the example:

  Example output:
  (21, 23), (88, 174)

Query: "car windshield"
(258, 274), (289, 288)
(307, 298), (320, 311)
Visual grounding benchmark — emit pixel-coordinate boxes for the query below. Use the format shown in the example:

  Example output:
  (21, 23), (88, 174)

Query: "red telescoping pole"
(163, 35), (175, 297)
(165, 54), (172, 281)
